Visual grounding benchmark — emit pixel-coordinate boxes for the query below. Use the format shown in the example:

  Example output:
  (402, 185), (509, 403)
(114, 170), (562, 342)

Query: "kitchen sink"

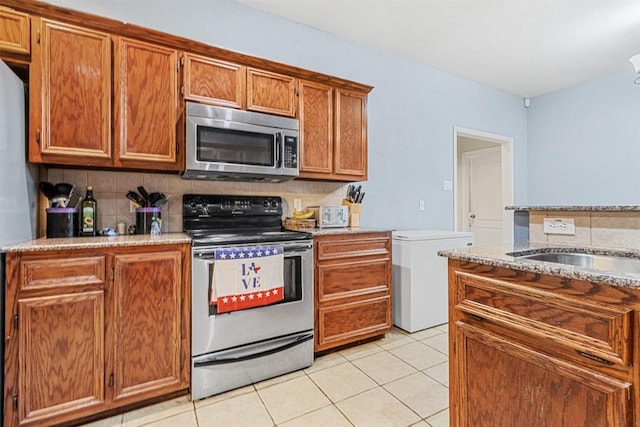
(516, 252), (640, 274)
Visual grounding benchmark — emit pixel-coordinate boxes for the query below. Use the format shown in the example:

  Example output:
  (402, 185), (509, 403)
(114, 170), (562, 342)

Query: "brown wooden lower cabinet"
(448, 260), (637, 427)
(4, 243), (190, 427)
(314, 232), (392, 352)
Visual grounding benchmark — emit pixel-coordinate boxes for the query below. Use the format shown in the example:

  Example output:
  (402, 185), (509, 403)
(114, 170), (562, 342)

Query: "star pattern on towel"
(215, 246), (282, 260)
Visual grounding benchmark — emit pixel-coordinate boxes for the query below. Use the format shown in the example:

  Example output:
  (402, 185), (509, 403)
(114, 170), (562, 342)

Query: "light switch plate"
(543, 218), (576, 235)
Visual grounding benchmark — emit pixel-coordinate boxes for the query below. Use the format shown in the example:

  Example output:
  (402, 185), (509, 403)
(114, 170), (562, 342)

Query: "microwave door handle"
(275, 133), (282, 167)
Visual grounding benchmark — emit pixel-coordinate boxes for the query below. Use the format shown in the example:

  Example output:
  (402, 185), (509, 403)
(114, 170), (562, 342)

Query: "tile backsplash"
(529, 210), (640, 250)
(42, 168), (351, 236)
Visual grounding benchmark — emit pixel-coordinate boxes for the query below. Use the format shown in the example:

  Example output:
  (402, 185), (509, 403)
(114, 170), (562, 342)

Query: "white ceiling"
(236, 0), (640, 98)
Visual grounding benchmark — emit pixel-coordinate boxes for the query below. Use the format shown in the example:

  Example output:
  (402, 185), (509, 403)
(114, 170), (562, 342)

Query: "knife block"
(342, 200), (363, 227)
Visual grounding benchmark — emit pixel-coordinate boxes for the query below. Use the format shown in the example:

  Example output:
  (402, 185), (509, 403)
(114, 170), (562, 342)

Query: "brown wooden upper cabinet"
(0, 6), (30, 55)
(183, 53), (296, 118)
(29, 18), (113, 167)
(298, 80), (333, 176)
(246, 67), (296, 117)
(113, 37), (181, 171)
(29, 21), (182, 171)
(183, 54), (245, 109)
(22, 1), (371, 177)
(298, 81), (368, 181)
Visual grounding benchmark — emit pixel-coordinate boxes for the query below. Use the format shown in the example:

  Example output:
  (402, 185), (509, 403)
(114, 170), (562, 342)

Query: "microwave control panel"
(283, 136), (298, 169)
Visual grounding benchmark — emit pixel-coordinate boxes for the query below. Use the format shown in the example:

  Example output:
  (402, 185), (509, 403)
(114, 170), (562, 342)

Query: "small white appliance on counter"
(392, 230), (474, 333)
(308, 205), (349, 228)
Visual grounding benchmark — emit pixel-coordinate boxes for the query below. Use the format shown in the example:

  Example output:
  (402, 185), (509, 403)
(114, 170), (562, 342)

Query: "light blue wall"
(50, 0), (527, 230)
(527, 70), (640, 204)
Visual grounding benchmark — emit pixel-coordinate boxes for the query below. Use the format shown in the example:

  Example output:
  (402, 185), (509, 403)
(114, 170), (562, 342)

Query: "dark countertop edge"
(438, 244), (640, 290)
(6, 233), (192, 253)
(505, 206), (640, 212)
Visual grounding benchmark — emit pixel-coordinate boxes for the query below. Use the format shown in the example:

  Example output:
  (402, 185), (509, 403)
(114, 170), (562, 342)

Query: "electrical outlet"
(443, 180), (453, 191)
(419, 200), (425, 211)
(293, 198), (302, 212)
(130, 200), (136, 213)
(543, 218), (576, 235)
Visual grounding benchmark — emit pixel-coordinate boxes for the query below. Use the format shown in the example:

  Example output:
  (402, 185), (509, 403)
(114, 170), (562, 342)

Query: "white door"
(462, 147), (503, 245)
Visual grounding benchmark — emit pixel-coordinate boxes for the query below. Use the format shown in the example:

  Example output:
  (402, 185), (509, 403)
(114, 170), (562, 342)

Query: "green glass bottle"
(81, 185), (97, 236)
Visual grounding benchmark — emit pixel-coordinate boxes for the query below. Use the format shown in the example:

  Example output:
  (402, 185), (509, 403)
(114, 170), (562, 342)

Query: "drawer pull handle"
(577, 351), (614, 366)
(467, 313), (485, 322)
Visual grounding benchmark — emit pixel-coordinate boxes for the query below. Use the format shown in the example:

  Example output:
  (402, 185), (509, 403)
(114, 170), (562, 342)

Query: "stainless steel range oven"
(184, 194), (314, 400)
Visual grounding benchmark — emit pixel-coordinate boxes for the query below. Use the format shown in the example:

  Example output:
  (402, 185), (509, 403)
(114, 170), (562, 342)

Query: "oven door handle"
(282, 243), (313, 253)
(193, 333), (313, 367)
(195, 243), (312, 259)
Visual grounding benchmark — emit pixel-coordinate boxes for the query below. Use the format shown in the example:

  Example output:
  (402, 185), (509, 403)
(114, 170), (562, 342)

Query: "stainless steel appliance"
(308, 205), (349, 228)
(184, 194), (314, 400)
(0, 60), (38, 422)
(183, 102), (299, 182)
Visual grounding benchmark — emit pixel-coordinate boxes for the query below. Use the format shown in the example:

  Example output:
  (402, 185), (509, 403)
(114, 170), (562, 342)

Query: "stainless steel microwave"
(183, 102), (299, 182)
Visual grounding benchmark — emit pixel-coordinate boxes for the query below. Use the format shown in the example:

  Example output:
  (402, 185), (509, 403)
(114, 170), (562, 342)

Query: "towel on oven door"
(210, 246), (284, 313)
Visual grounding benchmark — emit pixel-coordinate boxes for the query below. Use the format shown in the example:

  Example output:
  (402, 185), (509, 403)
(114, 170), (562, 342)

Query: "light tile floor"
(82, 324), (449, 427)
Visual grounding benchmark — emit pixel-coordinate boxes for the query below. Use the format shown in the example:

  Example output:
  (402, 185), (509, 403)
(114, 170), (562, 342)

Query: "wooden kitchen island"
(440, 244), (640, 427)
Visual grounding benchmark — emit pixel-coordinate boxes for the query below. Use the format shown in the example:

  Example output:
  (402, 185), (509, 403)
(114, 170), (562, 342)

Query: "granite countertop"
(6, 233), (192, 253)
(505, 206), (640, 211)
(438, 243), (640, 289)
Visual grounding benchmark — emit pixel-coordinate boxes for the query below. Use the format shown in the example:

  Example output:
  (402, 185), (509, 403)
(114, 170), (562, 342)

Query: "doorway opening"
(454, 127), (514, 246)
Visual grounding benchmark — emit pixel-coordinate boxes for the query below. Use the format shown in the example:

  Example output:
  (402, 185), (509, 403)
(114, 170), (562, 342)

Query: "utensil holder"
(342, 199), (363, 227)
(46, 208), (79, 238)
(135, 207), (162, 234)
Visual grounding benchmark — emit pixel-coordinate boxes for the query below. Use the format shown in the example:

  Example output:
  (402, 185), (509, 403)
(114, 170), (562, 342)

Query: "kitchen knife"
(352, 185), (361, 203)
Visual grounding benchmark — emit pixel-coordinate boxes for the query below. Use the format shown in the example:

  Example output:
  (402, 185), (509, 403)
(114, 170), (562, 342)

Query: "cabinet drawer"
(454, 271), (633, 367)
(317, 258), (390, 303)
(20, 256), (106, 291)
(316, 234), (390, 261)
(0, 7), (30, 55)
(317, 296), (391, 351)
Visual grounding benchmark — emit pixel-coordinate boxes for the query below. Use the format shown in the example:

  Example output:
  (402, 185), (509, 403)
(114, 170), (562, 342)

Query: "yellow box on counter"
(342, 199), (363, 227)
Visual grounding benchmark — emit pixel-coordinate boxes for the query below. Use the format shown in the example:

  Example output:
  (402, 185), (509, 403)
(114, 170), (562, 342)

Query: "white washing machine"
(392, 230), (474, 333)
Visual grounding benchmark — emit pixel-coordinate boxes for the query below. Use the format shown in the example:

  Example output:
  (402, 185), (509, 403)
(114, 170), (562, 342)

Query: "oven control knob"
(271, 201), (278, 208)
(263, 200), (270, 208)
(190, 200), (198, 208)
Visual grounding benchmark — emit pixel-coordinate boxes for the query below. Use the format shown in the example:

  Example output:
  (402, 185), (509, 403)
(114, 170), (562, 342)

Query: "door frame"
(453, 127), (514, 244)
